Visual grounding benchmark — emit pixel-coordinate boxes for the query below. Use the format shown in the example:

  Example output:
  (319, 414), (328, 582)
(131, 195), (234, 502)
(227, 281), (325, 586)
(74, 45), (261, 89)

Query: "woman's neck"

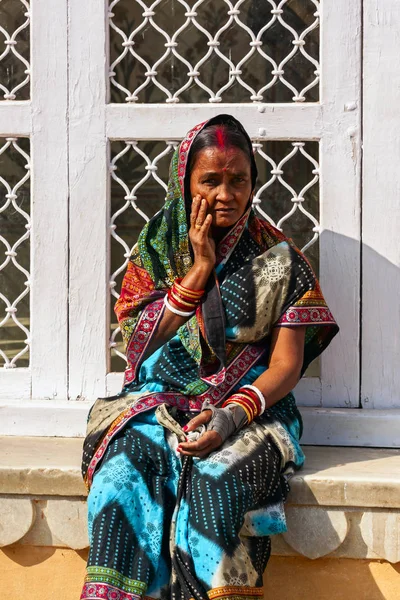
(211, 225), (232, 244)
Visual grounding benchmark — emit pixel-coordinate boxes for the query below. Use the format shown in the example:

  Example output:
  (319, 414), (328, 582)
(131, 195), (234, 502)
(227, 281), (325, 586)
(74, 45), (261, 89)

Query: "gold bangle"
(236, 401), (253, 424)
(170, 288), (197, 309)
(234, 394), (258, 419)
(174, 282), (204, 299)
(241, 394), (259, 417)
(224, 399), (253, 424)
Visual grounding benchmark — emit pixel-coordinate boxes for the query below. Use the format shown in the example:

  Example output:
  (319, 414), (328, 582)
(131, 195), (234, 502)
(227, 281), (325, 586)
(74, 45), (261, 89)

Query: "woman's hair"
(188, 117), (253, 171)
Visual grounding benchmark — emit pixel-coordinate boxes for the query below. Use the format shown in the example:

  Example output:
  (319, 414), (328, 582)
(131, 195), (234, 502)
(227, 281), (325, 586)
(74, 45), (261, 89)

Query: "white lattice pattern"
(109, 0), (320, 103)
(0, 137), (30, 367)
(109, 139), (319, 366)
(253, 141), (319, 252)
(0, 0), (30, 100)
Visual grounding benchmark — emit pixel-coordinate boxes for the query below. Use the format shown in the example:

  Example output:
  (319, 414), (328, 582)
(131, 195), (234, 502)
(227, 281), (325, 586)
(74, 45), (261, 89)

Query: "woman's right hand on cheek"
(189, 195), (216, 270)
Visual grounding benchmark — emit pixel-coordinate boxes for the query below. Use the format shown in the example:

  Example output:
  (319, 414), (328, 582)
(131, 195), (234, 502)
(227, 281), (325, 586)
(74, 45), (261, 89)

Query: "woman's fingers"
(184, 409), (212, 432)
(196, 198), (208, 227)
(191, 197), (209, 230)
(178, 431), (222, 457)
(189, 196), (216, 268)
(200, 214), (213, 235)
(190, 194), (201, 227)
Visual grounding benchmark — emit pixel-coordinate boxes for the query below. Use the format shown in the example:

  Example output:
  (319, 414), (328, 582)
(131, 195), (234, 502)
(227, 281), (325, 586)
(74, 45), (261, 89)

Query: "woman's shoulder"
(249, 212), (290, 250)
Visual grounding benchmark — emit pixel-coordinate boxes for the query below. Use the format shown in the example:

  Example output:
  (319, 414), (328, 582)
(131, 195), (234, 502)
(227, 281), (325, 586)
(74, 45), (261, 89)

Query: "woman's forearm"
(250, 325), (306, 410)
(251, 361), (302, 410)
(139, 263), (212, 362)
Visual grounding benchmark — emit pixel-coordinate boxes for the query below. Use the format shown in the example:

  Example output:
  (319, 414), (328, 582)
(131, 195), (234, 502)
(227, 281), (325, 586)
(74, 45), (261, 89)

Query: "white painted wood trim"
(1, 401), (400, 448)
(29, 0), (69, 400)
(106, 372), (124, 396)
(0, 370), (30, 401)
(106, 104), (324, 140)
(0, 103), (30, 135)
(68, 0), (109, 401)
(300, 408), (400, 447)
(318, 0), (362, 408)
(294, 377), (322, 407)
(361, 2), (400, 409)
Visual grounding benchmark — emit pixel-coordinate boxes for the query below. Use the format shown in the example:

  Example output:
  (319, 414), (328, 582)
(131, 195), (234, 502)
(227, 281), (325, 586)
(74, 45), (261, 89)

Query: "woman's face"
(189, 146), (253, 229)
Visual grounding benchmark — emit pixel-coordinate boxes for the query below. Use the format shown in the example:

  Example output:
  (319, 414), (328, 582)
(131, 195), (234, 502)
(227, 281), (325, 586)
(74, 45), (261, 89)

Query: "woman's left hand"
(177, 410), (223, 458)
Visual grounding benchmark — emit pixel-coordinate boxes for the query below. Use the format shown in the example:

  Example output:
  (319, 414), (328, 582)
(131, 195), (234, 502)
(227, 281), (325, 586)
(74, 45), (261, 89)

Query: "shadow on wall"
(0, 546), (88, 600)
(264, 556), (400, 599)
(303, 228), (400, 410)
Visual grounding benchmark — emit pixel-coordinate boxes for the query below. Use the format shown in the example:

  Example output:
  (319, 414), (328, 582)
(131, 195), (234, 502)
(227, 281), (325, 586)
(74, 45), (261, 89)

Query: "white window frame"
(0, 1), (68, 404)
(3, 0), (400, 447)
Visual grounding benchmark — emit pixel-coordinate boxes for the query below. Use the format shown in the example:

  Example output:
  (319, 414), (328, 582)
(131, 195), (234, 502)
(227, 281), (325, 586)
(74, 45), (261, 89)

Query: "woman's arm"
(252, 325), (306, 408)
(179, 325), (306, 457)
(139, 196), (215, 362)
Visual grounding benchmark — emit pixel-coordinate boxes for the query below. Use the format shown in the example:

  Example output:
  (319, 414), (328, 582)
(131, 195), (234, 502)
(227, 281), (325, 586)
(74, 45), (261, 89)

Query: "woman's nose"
(215, 184), (234, 202)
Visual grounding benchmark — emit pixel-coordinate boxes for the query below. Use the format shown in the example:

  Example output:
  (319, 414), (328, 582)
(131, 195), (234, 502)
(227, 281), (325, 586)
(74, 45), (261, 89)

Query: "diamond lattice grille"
(109, 139), (319, 370)
(109, 0), (319, 103)
(0, 137), (30, 368)
(0, 0), (30, 101)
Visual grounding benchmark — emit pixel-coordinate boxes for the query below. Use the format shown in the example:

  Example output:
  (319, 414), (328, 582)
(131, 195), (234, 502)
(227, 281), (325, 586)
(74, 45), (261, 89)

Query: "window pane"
(109, 139), (319, 372)
(0, 0), (30, 101)
(109, 0), (319, 104)
(0, 137), (30, 367)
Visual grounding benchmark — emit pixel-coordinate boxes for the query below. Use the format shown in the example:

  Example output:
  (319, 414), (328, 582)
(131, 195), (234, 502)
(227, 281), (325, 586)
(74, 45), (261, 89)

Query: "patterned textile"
(82, 409), (290, 600)
(81, 115), (338, 600)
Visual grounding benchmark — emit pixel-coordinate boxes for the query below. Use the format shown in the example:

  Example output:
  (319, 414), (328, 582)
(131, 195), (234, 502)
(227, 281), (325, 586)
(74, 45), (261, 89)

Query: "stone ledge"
(2, 437), (400, 507)
(0, 436), (87, 496)
(1, 437), (400, 562)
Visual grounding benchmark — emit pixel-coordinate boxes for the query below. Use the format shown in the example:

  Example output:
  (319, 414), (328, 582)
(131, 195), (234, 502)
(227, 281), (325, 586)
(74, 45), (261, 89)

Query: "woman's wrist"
(182, 262), (213, 290)
(241, 385), (266, 413)
(222, 386), (265, 423)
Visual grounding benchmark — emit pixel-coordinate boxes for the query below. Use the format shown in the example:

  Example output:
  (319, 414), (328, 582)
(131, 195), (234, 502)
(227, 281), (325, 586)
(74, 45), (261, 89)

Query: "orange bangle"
(170, 288), (197, 309)
(230, 392), (258, 417)
(223, 399), (253, 424)
(175, 279), (204, 298)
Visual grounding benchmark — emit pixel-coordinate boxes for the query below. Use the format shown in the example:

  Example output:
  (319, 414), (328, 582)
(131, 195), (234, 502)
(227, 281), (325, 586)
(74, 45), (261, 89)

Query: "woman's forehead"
(191, 145), (251, 173)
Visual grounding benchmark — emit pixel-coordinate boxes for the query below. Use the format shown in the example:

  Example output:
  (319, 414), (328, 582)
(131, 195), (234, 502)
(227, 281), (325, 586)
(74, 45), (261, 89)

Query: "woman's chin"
(212, 213), (238, 229)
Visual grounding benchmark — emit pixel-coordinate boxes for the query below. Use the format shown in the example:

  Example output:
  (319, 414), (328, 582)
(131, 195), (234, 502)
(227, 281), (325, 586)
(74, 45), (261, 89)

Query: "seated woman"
(81, 114), (338, 600)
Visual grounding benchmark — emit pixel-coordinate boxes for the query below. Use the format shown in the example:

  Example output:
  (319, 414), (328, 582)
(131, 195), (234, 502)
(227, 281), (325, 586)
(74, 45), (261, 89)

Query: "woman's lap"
(82, 408), (289, 600)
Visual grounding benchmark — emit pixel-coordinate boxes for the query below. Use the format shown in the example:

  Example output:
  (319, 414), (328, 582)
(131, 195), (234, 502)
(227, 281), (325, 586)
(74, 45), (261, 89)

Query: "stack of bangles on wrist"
(164, 278), (205, 317)
(222, 385), (266, 424)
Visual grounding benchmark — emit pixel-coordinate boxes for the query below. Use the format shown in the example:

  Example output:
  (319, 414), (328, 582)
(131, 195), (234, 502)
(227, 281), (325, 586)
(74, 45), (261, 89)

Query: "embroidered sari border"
(124, 298), (166, 385)
(276, 306), (336, 326)
(85, 566), (147, 594)
(81, 582), (143, 600)
(203, 585), (264, 599)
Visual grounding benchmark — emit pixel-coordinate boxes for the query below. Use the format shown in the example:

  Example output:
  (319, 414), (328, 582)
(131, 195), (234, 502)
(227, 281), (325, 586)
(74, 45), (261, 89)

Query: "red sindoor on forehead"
(215, 127), (227, 149)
